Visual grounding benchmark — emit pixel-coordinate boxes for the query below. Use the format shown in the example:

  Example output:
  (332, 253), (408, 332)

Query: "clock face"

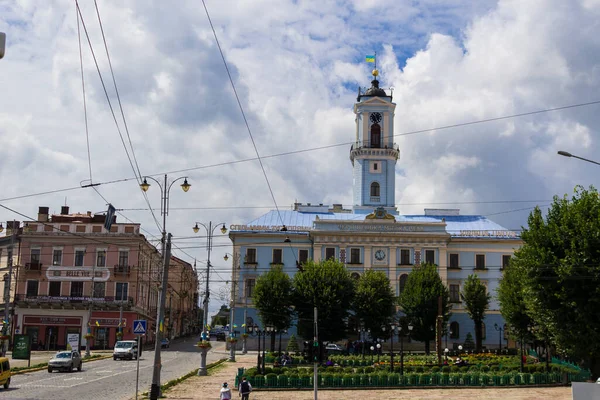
(374, 249), (386, 261)
(370, 112), (382, 124)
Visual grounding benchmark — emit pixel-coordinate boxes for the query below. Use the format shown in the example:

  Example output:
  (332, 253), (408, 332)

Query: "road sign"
(104, 204), (116, 231)
(133, 320), (147, 335)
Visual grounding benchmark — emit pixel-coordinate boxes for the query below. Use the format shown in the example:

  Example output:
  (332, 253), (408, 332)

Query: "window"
(116, 282), (128, 301)
(325, 247), (336, 260)
(93, 282), (105, 298)
(246, 279), (255, 298)
(75, 250), (85, 267)
(298, 249), (309, 264)
(449, 254), (459, 269)
(450, 321), (459, 338)
(96, 250), (106, 267)
(26, 280), (39, 298)
(374, 163), (378, 171)
(400, 249), (410, 265)
(399, 274), (408, 294)
(450, 284), (460, 303)
(118, 251), (129, 266)
(350, 248), (361, 264)
(370, 123), (381, 148)
(30, 248), (41, 264)
(245, 248), (257, 264)
(425, 249), (435, 264)
(48, 281), (61, 297)
(370, 182), (380, 197)
(502, 255), (511, 269)
(70, 281), (84, 297)
(272, 249), (283, 264)
(52, 249), (62, 266)
(475, 254), (486, 269)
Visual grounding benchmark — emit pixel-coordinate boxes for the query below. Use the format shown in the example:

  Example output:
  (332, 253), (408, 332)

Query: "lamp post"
(370, 345), (374, 364)
(224, 252), (242, 357)
(444, 348), (449, 363)
(376, 343), (381, 363)
(382, 323), (397, 372)
(400, 323), (413, 376)
(264, 326), (273, 372)
(140, 174), (190, 399)
(192, 221), (227, 374)
(494, 323), (504, 350)
(558, 150), (600, 166)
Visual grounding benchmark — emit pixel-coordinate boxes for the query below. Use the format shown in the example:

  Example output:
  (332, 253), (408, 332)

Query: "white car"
(325, 343), (345, 353)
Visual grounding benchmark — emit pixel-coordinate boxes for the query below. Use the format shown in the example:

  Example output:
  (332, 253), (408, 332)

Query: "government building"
(228, 71), (521, 350)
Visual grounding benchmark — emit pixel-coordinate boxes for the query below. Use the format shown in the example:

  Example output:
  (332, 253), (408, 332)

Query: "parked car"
(48, 351), (82, 372)
(325, 343), (346, 354)
(0, 357), (10, 389)
(216, 331), (227, 341)
(113, 340), (140, 360)
(161, 338), (170, 348)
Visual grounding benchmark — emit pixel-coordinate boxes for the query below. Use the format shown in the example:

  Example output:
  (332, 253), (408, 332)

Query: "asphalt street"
(4, 337), (228, 400)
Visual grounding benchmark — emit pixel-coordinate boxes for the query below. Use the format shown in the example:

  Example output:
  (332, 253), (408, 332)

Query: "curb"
(10, 354), (114, 375)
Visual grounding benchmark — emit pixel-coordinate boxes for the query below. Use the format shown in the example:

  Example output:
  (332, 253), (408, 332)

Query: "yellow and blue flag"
(159, 321), (164, 332)
(95, 320), (100, 327)
(365, 55), (375, 63)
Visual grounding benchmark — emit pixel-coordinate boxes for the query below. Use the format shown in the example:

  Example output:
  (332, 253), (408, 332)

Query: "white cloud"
(2, 0), (600, 313)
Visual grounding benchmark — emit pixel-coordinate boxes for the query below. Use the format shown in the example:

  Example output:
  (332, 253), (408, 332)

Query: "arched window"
(399, 274), (408, 294)
(370, 182), (380, 197)
(450, 321), (459, 339)
(370, 123), (381, 148)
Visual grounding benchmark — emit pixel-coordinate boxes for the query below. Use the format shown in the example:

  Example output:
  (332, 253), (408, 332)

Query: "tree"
(253, 265), (294, 350)
(398, 263), (451, 354)
(352, 270), (396, 338)
(286, 334), (300, 353)
(509, 186), (600, 379)
(292, 259), (355, 344)
(461, 274), (490, 352)
(497, 259), (534, 343)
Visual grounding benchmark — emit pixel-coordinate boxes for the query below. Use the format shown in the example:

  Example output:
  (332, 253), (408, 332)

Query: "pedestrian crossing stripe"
(133, 321), (146, 334)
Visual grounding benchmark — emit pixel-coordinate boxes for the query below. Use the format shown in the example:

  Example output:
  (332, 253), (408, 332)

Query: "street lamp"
(382, 323), (397, 372)
(264, 326), (273, 372)
(370, 345), (375, 364)
(400, 323), (413, 375)
(248, 324), (264, 374)
(558, 150), (600, 166)
(445, 322), (451, 350)
(376, 343), (381, 363)
(494, 323), (504, 350)
(192, 221), (227, 375)
(140, 174), (190, 400)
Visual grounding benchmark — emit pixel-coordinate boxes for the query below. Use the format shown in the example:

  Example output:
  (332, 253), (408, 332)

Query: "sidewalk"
(164, 353), (573, 400)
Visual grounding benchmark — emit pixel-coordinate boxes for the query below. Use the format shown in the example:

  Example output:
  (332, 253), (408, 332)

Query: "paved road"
(4, 337), (228, 400)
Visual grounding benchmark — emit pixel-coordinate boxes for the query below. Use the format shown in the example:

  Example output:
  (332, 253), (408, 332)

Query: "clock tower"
(350, 69), (399, 215)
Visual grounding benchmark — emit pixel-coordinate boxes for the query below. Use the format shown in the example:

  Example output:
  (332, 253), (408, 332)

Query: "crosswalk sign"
(133, 320), (147, 335)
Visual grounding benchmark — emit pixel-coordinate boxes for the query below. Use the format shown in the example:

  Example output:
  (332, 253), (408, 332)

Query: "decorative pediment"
(365, 207), (396, 220)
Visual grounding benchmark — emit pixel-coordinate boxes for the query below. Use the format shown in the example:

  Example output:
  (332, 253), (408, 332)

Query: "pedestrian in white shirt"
(219, 382), (232, 399)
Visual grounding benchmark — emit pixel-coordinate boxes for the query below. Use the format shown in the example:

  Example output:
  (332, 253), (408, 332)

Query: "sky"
(1, 0), (600, 314)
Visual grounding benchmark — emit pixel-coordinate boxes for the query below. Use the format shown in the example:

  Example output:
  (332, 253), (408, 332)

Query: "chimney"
(38, 206), (49, 222)
(87, 211), (92, 217)
(61, 206), (70, 215)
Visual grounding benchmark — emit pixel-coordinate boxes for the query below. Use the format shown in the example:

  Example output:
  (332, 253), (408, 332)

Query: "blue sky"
(1, 0), (600, 313)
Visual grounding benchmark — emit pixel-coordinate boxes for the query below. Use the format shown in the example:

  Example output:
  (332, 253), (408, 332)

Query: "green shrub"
(450, 366), (459, 373)
(272, 367), (282, 375)
(343, 366), (354, 373)
(481, 365), (490, 372)
(365, 366), (375, 373)
(405, 366), (414, 373)
(431, 366), (440, 373)
(490, 365), (500, 372)
(415, 366), (424, 373)
(441, 366), (450, 374)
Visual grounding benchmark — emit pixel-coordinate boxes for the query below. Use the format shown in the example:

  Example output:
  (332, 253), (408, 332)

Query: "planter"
(196, 341), (212, 349)
(84, 334), (94, 340)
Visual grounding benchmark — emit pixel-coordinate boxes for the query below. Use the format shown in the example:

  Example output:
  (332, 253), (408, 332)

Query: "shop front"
(90, 311), (138, 349)
(22, 315), (82, 351)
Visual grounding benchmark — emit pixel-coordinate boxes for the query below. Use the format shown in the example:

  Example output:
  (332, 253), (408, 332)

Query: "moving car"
(0, 357), (10, 389)
(48, 351), (82, 372)
(113, 340), (140, 360)
(161, 338), (170, 348)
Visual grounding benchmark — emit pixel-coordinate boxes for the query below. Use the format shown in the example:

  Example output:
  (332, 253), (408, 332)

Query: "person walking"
(238, 376), (252, 400)
(219, 382), (232, 399)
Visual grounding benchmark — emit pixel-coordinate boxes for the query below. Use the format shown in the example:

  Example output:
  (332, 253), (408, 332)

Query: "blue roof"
(233, 210), (519, 239)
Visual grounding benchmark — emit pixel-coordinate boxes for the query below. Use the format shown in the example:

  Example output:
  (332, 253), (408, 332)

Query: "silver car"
(48, 351), (82, 373)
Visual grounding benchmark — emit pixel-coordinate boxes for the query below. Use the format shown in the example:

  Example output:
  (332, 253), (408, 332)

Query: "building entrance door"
(25, 326), (39, 350)
(45, 326), (58, 351)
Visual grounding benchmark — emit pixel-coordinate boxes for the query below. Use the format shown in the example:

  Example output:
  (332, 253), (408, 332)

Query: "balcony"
(113, 264), (132, 276)
(350, 143), (400, 164)
(25, 262), (43, 272)
(370, 196), (380, 203)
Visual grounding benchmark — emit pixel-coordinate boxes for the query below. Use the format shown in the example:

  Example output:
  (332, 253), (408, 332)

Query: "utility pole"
(228, 278), (236, 361)
(202, 223), (213, 337)
(86, 248), (97, 357)
(150, 233), (172, 400)
(119, 283), (124, 337)
(2, 221), (16, 357)
(313, 306), (318, 400)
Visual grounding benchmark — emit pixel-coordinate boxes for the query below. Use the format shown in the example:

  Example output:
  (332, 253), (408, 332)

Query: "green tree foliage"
(253, 265), (294, 331)
(286, 334), (300, 353)
(292, 259), (355, 343)
(352, 270), (396, 338)
(497, 259), (533, 342)
(461, 274), (491, 352)
(509, 186), (600, 378)
(463, 332), (475, 350)
(397, 263), (451, 354)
